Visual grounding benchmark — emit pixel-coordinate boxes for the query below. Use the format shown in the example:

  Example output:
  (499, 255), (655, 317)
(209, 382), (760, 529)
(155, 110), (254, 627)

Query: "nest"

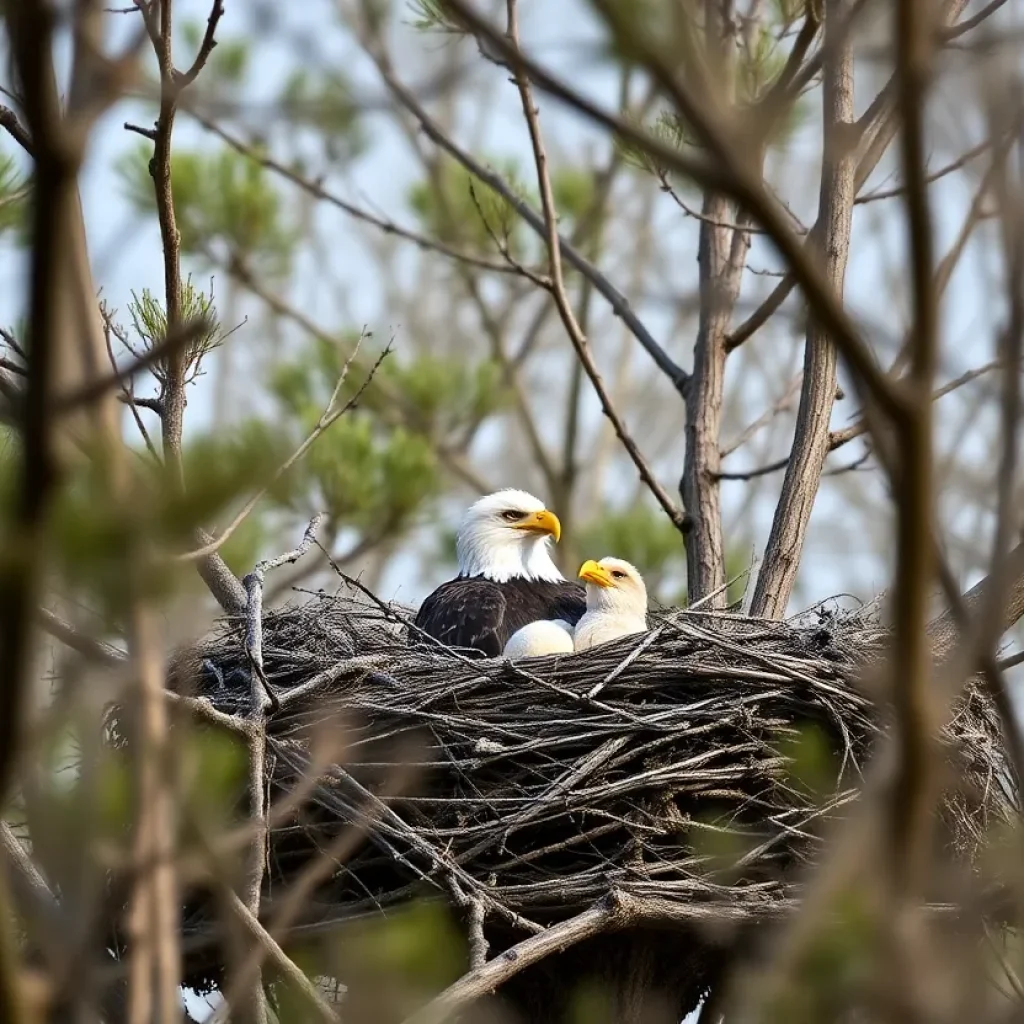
(168, 589), (1016, 1018)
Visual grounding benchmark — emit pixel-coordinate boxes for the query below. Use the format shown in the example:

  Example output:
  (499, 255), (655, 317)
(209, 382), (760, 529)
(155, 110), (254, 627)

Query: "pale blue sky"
(6, 0), (1001, 614)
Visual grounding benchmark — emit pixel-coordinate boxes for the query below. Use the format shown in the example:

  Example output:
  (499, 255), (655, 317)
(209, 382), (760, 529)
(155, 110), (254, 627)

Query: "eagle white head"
(456, 489), (565, 583)
(574, 556), (649, 651)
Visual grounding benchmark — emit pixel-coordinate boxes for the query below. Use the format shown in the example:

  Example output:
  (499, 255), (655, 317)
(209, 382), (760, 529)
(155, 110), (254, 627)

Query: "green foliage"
(576, 502), (688, 603)
(179, 726), (248, 828)
(689, 808), (756, 878)
(127, 277), (224, 380)
(280, 69), (367, 161)
(118, 144), (298, 278)
(567, 981), (617, 1024)
(408, 156), (535, 256)
(552, 165), (599, 229)
(0, 153), (28, 239)
(777, 722), (839, 798)
(256, 335), (505, 536)
(765, 888), (879, 1023)
(405, 0), (467, 33)
(576, 503), (754, 607)
(177, 426), (289, 546)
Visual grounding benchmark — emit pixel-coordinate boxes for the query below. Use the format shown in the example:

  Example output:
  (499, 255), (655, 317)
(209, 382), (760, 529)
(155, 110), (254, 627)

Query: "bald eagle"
(414, 489), (586, 656)
(573, 557), (649, 651)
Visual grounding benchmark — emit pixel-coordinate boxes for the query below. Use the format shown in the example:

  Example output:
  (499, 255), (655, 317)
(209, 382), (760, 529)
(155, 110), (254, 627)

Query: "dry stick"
(502, 1), (686, 533)
(749, 0), (856, 619)
(135, 0), (245, 616)
(403, 890), (799, 1024)
(718, 146), (1007, 485)
(362, 35), (688, 394)
(212, 886), (338, 1024)
(129, 4), (233, 1016)
(244, 516), (324, 713)
(231, 519), (324, 1023)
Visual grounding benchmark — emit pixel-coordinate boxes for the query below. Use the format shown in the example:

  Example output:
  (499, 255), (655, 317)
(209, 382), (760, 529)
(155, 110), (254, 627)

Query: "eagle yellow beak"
(578, 559), (614, 588)
(512, 509), (561, 542)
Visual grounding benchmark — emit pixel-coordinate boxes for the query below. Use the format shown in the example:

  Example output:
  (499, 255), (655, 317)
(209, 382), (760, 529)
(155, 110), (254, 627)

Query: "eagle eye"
(611, 570), (626, 579)
(501, 510), (526, 522)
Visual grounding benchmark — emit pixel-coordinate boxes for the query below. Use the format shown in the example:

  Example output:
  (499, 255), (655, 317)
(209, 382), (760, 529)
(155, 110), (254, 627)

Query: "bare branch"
(887, 0), (939, 896)
(503, 0), (687, 534)
(178, 0), (224, 87)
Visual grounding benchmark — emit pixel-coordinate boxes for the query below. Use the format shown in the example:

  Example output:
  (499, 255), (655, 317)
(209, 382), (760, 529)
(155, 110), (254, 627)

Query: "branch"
(36, 606), (126, 664)
(887, 0), (938, 896)
(0, 0), (81, 810)
(404, 901), (614, 1024)
(0, 105), (34, 155)
(749, 0), (856, 619)
(52, 312), (211, 414)
(503, 0), (687, 534)
(242, 515), (324, 715)
(178, 0), (224, 87)
(360, 25), (689, 393)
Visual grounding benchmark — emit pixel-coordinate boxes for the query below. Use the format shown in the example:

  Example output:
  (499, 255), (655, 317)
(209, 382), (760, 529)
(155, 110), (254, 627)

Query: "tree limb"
(750, 0), (856, 618)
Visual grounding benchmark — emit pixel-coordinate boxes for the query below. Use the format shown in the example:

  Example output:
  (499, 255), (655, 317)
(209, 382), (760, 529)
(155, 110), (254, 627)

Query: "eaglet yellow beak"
(511, 509), (561, 542)
(578, 559), (614, 588)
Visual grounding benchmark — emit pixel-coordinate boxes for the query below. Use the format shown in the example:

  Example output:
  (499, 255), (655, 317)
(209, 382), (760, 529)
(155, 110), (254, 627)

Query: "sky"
(44, 0), (1010, 615)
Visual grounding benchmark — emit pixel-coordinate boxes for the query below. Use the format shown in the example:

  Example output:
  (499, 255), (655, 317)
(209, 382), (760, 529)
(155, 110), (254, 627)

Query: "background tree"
(1, 0), (1024, 1021)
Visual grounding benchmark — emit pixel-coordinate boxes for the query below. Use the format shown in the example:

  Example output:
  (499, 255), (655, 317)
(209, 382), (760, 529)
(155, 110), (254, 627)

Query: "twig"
(997, 649), (1024, 672)
(0, 105), (34, 155)
(725, 1), (976, 353)
(204, 886), (339, 1024)
(502, 0), (688, 535)
(243, 516), (325, 715)
(36, 607), (126, 665)
(719, 373), (802, 458)
(178, 0), (224, 87)
(854, 138), (992, 204)
(716, 359), (1003, 481)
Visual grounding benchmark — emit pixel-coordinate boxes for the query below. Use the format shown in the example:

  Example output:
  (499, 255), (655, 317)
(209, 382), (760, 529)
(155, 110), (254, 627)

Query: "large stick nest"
(169, 588), (1015, 1011)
